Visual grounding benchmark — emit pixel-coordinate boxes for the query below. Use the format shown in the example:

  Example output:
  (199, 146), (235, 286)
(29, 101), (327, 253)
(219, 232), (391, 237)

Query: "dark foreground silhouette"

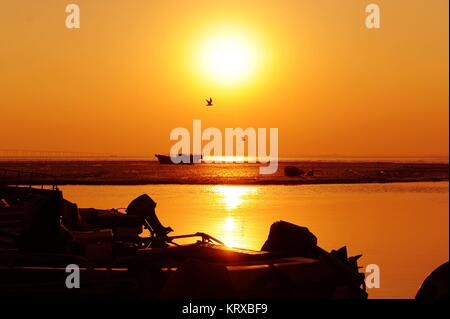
(416, 262), (449, 299)
(0, 185), (367, 299)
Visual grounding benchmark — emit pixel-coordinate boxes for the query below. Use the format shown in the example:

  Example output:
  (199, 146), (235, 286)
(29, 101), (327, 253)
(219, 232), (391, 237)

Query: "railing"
(168, 232), (225, 246)
(0, 169), (58, 190)
(139, 231), (225, 248)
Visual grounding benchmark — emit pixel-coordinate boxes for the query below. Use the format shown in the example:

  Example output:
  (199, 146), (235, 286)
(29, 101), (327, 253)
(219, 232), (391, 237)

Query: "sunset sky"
(1, 0), (448, 158)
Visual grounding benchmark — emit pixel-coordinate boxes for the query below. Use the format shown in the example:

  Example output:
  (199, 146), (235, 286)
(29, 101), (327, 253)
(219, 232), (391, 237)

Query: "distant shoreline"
(0, 160), (447, 186)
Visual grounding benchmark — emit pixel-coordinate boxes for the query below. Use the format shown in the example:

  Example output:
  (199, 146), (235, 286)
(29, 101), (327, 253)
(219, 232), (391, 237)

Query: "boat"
(0, 184), (367, 299)
(155, 154), (202, 164)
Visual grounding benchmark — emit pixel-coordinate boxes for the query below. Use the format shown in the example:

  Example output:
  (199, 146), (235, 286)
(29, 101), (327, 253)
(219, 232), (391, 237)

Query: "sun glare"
(198, 32), (261, 86)
(213, 185), (257, 210)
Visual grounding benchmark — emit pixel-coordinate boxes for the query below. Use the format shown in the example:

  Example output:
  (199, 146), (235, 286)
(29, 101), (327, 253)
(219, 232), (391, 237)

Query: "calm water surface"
(60, 182), (448, 299)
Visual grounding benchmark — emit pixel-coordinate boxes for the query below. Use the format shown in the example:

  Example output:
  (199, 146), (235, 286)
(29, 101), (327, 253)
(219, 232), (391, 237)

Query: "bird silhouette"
(206, 97), (213, 106)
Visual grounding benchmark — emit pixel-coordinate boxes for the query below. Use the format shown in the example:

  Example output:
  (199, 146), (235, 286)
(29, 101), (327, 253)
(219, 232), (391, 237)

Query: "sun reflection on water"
(224, 216), (235, 231)
(221, 216), (239, 247)
(213, 185), (257, 210)
(212, 185), (258, 247)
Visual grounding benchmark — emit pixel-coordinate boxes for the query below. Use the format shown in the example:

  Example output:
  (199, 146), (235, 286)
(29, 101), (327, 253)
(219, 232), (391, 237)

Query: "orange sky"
(1, 0), (448, 158)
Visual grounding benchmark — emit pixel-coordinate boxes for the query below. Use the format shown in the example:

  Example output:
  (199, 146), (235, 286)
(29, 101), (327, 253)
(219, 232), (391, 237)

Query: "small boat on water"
(155, 154), (202, 164)
(0, 185), (367, 299)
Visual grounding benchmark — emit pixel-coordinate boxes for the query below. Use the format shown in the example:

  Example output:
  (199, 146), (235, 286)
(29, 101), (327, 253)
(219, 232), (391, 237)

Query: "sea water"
(59, 181), (449, 299)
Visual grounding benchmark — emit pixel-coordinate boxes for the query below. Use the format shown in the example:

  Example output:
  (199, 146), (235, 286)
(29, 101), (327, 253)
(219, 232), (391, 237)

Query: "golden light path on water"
(212, 185), (258, 247)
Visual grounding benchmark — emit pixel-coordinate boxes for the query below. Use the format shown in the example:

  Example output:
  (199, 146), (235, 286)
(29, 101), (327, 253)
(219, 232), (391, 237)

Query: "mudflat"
(0, 160), (447, 185)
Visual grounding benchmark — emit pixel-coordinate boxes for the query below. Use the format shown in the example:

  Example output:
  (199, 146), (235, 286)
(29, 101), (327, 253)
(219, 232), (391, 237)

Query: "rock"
(416, 262), (449, 299)
(261, 221), (318, 258)
(284, 166), (304, 177)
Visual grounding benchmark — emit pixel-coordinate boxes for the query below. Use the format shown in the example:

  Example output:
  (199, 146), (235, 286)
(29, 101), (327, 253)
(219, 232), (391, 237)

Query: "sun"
(197, 32), (261, 86)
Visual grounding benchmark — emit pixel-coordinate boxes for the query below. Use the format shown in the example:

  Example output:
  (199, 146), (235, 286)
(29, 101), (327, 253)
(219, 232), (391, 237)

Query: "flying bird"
(206, 97), (213, 106)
